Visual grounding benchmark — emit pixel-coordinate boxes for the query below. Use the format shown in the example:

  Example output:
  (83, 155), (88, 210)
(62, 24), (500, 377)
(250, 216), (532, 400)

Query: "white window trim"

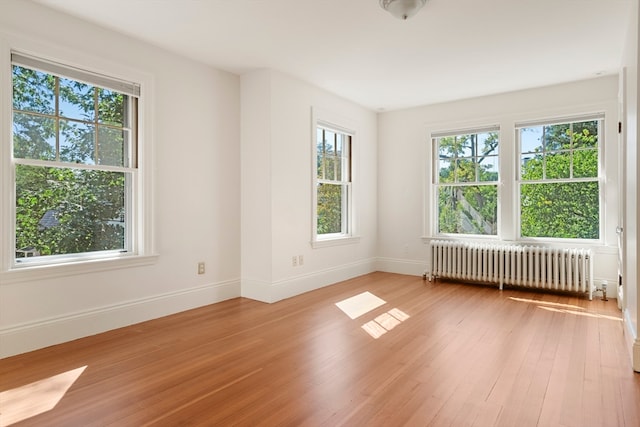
(0, 38), (156, 284)
(311, 107), (360, 249)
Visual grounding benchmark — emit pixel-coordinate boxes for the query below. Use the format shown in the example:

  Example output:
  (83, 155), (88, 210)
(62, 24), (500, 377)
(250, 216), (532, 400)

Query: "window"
(10, 53), (140, 266)
(518, 117), (601, 240)
(433, 127), (499, 235)
(315, 125), (352, 240)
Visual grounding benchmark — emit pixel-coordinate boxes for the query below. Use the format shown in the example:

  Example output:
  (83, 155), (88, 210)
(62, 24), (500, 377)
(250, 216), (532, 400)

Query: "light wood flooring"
(1, 272), (639, 426)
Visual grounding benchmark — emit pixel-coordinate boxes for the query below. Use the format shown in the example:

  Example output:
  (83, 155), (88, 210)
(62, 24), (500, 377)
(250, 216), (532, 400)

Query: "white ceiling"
(34, 0), (633, 111)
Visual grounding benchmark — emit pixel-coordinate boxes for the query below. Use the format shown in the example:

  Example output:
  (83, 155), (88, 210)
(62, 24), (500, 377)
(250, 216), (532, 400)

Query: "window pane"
(317, 183), (345, 234)
(15, 165), (126, 258)
(98, 126), (125, 167)
(456, 158), (475, 183)
(520, 127), (543, 154)
(438, 185), (497, 235)
(437, 131), (499, 186)
(439, 159), (454, 183)
(12, 66), (55, 115)
(458, 135), (473, 157)
(324, 130), (336, 154)
(573, 149), (598, 178)
(335, 153), (343, 181)
(521, 154), (543, 180)
(545, 152), (570, 179)
(479, 155), (498, 182)
(572, 120), (598, 149)
(13, 112), (56, 161)
(543, 123), (570, 150)
(438, 136), (457, 157)
(317, 153), (323, 179)
(60, 119), (95, 164)
(98, 89), (125, 126)
(335, 134), (344, 158)
(520, 182), (599, 239)
(479, 132), (499, 157)
(59, 77), (95, 121)
(324, 154), (336, 181)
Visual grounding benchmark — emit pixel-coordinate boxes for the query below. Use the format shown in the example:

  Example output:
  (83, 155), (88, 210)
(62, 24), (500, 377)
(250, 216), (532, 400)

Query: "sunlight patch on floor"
(509, 296), (586, 311)
(335, 291), (386, 319)
(0, 365), (86, 426)
(508, 296), (622, 321)
(537, 306), (622, 321)
(362, 308), (411, 339)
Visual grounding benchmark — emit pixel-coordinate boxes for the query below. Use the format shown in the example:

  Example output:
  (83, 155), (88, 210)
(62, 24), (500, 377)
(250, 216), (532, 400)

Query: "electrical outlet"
(298, 255), (304, 266)
(292, 256), (297, 267)
(198, 262), (205, 275)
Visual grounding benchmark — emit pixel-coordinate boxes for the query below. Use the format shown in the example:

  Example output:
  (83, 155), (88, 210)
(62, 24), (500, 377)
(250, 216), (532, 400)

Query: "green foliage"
(438, 185), (497, 235)
(436, 132), (499, 235)
(12, 65), (129, 258)
(317, 184), (344, 234)
(520, 121), (599, 239)
(16, 166), (125, 256)
(520, 182), (598, 239)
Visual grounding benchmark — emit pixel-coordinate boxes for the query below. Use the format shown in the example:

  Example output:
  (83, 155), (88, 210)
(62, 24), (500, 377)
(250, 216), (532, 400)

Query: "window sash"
(432, 129), (500, 185)
(316, 182), (351, 236)
(518, 120), (600, 182)
(435, 183), (498, 236)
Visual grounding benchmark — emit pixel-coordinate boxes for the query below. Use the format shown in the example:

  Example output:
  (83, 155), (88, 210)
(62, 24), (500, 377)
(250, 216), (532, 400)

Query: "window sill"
(311, 235), (361, 249)
(1, 253), (159, 285)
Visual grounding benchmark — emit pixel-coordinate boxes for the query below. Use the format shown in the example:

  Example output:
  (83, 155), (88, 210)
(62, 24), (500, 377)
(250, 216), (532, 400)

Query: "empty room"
(1, 0), (639, 425)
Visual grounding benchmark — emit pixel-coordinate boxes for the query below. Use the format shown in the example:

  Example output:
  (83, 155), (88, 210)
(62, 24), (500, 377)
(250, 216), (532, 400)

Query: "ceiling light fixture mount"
(379, 0), (428, 20)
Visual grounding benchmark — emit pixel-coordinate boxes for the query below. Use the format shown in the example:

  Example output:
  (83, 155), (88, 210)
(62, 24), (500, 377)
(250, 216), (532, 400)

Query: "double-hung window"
(433, 127), (499, 235)
(517, 116), (601, 240)
(10, 53), (140, 266)
(315, 125), (352, 240)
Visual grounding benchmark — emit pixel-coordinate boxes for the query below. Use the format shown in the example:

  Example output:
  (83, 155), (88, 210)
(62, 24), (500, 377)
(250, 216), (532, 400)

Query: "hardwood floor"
(1, 272), (639, 426)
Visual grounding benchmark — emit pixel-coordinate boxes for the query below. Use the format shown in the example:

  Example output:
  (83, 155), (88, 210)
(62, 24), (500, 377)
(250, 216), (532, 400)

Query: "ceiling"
(34, 0), (633, 111)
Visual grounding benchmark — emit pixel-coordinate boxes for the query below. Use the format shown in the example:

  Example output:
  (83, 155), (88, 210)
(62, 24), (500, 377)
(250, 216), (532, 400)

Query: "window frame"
(516, 115), (604, 243)
(311, 108), (359, 248)
(432, 125), (500, 238)
(1, 46), (156, 282)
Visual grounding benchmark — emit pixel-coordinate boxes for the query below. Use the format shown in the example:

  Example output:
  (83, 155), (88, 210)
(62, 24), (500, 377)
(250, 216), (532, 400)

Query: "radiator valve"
(600, 281), (608, 301)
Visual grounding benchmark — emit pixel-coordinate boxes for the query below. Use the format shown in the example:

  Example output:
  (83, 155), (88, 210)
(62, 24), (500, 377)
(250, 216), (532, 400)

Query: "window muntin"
(316, 126), (352, 237)
(434, 128), (499, 235)
(11, 55), (139, 264)
(518, 118), (601, 240)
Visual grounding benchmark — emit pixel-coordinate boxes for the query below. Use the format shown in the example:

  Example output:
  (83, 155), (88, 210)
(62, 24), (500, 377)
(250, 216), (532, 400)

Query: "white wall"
(377, 77), (620, 288)
(0, 0), (241, 357)
(622, 0), (640, 372)
(241, 70), (378, 303)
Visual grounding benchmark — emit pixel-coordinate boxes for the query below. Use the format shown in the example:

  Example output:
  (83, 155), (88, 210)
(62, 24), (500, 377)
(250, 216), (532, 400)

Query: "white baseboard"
(241, 258), (377, 303)
(240, 278), (273, 303)
(622, 308), (639, 372)
(0, 279), (240, 358)
(375, 257), (426, 277)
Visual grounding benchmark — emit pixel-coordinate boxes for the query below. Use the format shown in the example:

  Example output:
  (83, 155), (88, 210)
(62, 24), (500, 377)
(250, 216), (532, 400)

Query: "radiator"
(429, 240), (594, 300)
